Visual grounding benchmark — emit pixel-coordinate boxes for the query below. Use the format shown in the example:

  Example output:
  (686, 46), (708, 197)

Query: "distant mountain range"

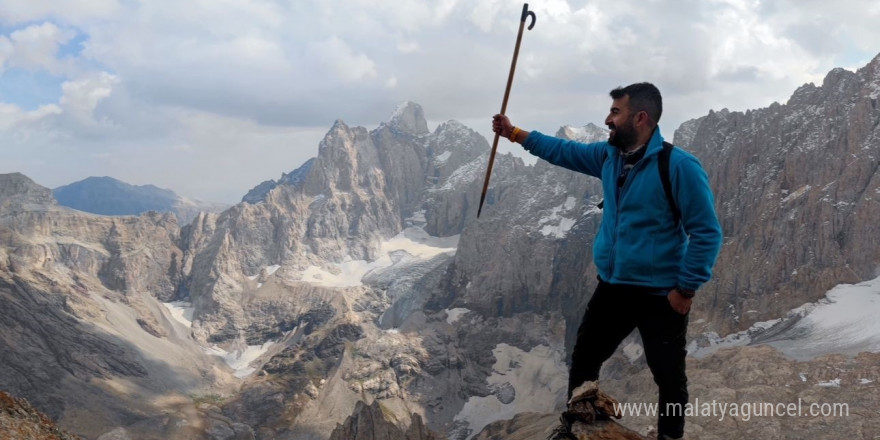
(2, 53), (880, 440)
(53, 176), (227, 224)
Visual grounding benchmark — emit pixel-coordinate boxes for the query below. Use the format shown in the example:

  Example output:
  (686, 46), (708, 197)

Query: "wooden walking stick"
(477, 3), (536, 218)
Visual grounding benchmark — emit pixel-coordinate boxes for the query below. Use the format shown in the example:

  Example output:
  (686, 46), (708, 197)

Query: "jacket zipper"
(609, 151), (652, 279)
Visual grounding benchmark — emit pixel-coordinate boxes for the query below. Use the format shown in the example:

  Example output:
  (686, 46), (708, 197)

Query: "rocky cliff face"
(328, 399), (443, 440)
(3, 54), (880, 440)
(674, 53), (880, 335)
(0, 173), (240, 439)
(443, 124), (604, 353)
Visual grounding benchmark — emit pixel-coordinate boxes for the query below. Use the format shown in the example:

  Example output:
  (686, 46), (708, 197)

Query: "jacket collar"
(642, 126), (666, 158)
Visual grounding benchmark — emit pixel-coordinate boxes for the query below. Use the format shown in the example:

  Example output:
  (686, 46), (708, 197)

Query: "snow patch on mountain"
(538, 196), (578, 238)
(205, 341), (276, 379)
(298, 227), (458, 287)
(445, 308), (470, 325)
(434, 154), (487, 191)
(162, 301), (195, 328)
(692, 275), (880, 360)
(453, 343), (567, 439)
(434, 151), (452, 165)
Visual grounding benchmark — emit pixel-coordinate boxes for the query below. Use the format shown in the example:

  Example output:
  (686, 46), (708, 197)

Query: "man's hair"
(610, 82), (662, 125)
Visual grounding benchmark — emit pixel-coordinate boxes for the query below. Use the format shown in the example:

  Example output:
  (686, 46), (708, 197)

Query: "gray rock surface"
(328, 399), (443, 440)
(675, 53), (880, 335)
(2, 48), (880, 440)
(0, 172), (56, 209)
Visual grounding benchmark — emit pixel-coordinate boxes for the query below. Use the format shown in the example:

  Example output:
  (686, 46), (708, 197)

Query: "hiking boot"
(659, 434), (684, 440)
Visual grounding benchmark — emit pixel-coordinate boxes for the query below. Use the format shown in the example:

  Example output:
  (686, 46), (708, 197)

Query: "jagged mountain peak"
(788, 81), (820, 106)
(329, 399), (443, 440)
(328, 118), (352, 134)
(556, 122), (609, 142)
(0, 172), (56, 208)
(434, 118), (469, 133)
(430, 119), (485, 153)
(387, 101), (429, 136)
(822, 66), (858, 88)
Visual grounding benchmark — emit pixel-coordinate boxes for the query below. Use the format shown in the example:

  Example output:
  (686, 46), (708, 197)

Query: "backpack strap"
(596, 149), (609, 210)
(659, 141), (680, 224)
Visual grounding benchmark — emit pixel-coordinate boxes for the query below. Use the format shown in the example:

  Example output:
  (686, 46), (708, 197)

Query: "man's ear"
(636, 110), (650, 127)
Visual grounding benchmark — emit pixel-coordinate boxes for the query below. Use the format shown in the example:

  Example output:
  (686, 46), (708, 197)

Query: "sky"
(1, 0), (879, 204)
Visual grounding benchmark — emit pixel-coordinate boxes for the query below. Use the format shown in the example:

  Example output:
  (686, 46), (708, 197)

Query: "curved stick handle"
(521, 4), (536, 30)
(478, 3), (536, 218)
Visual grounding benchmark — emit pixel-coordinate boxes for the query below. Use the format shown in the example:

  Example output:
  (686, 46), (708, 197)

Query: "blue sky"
(1, 0), (879, 203)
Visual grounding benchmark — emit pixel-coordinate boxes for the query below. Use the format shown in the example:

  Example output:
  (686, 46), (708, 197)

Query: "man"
(492, 83), (722, 440)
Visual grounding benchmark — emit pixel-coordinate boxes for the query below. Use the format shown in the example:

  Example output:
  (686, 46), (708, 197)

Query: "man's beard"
(608, 119), (638, 149)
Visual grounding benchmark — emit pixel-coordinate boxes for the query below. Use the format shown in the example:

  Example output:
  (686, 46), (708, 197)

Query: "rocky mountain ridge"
(674, 52), (880, 335)
(1, 53), (879, 440)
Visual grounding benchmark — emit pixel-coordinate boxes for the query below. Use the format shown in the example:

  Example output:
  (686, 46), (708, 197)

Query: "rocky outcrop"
(474, 412), (648, 440)
(675, 53), (880, 334)
(0, 391), (82, 440)
(0, 172), (56, 209)
(241, 159), (315, 204)
(328, 400), (443, 440)
(599, 345), (880, 439)
(421, 120), (491, 236)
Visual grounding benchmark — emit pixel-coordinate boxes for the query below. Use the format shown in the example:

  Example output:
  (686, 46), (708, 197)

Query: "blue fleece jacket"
(522, 128), (722, 292)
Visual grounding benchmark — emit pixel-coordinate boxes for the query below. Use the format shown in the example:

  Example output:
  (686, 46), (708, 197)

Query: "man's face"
(605, 96), (638, 149)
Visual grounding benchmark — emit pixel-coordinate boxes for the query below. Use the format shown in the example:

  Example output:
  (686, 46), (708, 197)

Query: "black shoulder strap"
(596, 149), (609, 210)
(659, 141), (680, 224)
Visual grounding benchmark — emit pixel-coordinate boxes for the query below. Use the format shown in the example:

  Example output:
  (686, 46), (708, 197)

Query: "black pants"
(568, 280), (689, 439)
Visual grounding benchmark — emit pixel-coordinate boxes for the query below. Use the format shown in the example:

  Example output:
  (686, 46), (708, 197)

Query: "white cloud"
(0, 0), (120, 25)
(2, 0), (880, 204)
(309, 36), (378, 83)
(59, 72), (118, 123)
(0, 22), (76, 74)
(397, 40), (420, 54)
(0, 102), (61, 130)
